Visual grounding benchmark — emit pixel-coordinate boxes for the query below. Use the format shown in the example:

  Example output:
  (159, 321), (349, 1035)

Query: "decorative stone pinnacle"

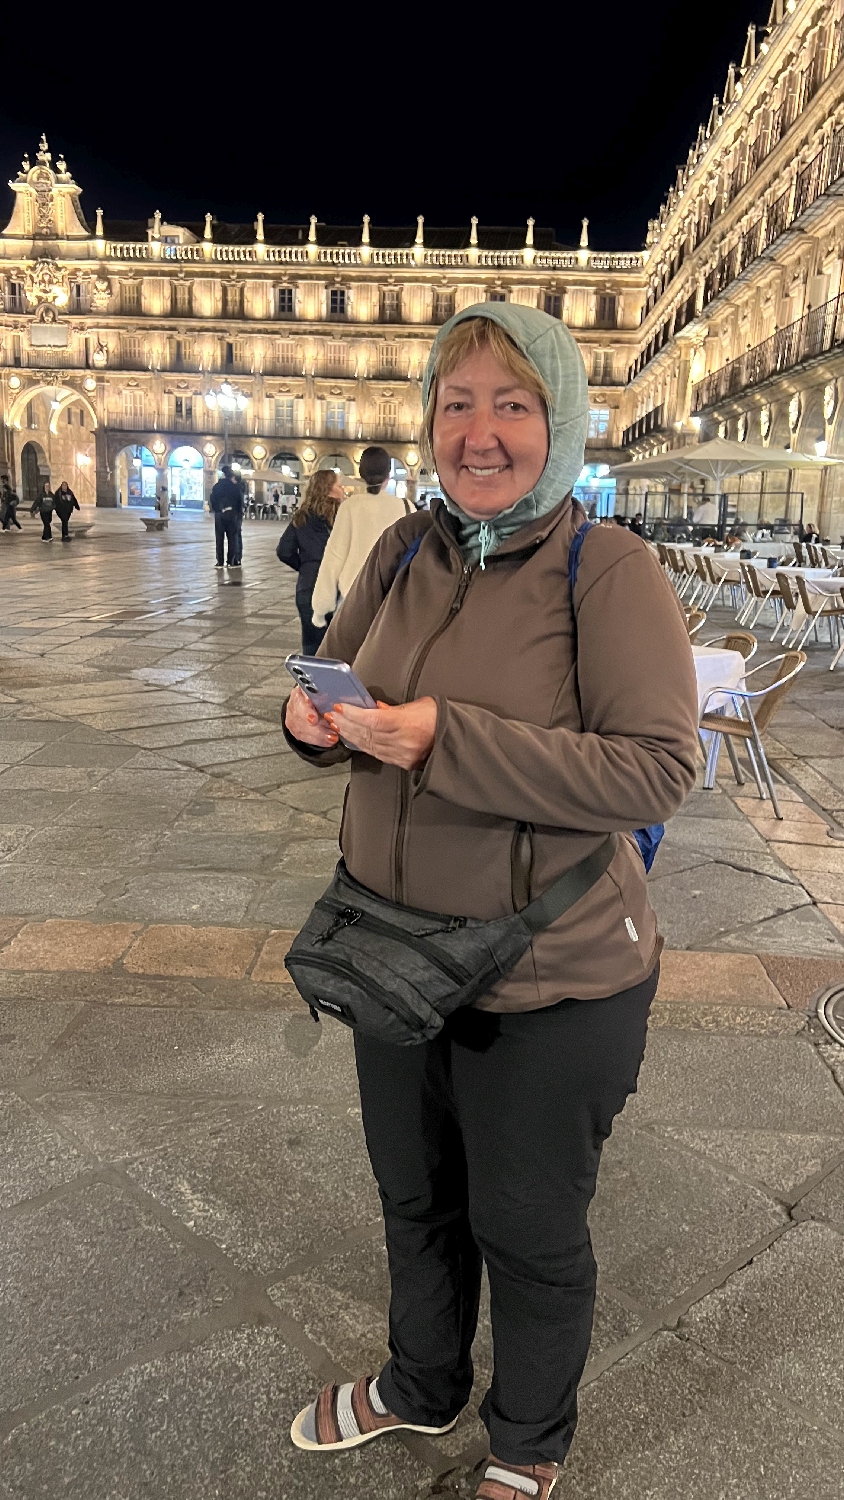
(152, 209), (162, 239)
(415, 215), (424, 246)
(255, 211), (265, 241)
(525, 217), (535, 246)
(580, 217), (589, 249)
(95, 207), (104, 238)
(470, 216), (478, 246)
(204, 213), (213, 240)
(37, 133), (51, 165)
(361, 214), (370, 245)
(308, 215), (317, 243)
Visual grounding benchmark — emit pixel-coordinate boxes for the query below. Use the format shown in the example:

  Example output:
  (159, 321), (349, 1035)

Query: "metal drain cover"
(816, 985), (844, 1045)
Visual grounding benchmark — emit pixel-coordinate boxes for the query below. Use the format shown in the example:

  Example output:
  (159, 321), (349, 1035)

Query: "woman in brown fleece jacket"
(284, 305), (699, 1499)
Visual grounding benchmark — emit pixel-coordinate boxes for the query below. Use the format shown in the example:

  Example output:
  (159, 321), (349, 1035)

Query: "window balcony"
(692, 291), (844, 413)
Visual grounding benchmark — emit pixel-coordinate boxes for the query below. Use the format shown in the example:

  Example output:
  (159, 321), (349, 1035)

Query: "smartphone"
(285, 656), (377, 748)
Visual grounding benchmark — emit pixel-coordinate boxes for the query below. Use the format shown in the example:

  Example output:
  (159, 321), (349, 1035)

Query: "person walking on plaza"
(310, 447), (412, 628)
(1, 476), (21, 530)
(30, 480), (55, 541)
(209, 463), (243, 568)
(282, 305), (699, 1496)
(276, 468), (344, 653)
(53, 480), (80, 541)
(156, 485), (170, 522)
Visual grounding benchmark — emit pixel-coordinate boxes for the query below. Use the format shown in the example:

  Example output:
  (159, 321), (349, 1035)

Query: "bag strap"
(568, 518), (596, 594)
(520, 834), (615, 933)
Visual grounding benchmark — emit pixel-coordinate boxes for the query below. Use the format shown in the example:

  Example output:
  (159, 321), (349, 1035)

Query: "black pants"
(296, 592), (329, 655)
(354, 967), (657, 1467)
(2, 508), (21, 530)
(55, 506), (72, 539)
(214, 511), (239, 565)
(40, 514), (52, 540)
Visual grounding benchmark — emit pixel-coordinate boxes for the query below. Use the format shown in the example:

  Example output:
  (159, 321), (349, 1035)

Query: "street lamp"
(204, 381), (248, 465)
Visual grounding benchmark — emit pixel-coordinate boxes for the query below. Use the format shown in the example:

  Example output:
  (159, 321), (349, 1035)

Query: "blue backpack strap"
(395, 534), (423, 575)
(568, 519), (596, 594)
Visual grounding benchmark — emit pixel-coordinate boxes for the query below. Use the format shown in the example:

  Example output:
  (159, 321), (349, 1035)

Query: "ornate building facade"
(623, 0), (844, 540)
(7, 0), (844, 536)
(0, 143), (643, 510)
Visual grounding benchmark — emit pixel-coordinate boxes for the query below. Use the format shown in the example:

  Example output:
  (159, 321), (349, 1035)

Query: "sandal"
(290, 1375), (459, 1452)
(475, 1458), (559, 1499)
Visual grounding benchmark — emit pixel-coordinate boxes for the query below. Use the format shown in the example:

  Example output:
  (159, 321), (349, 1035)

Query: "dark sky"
(2, 2), (769, 251)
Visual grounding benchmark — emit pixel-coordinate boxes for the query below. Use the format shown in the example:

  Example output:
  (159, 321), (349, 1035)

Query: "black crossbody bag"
(285, 837), (615, 1046)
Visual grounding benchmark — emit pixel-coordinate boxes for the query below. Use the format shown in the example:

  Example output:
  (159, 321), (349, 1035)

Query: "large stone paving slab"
(647, 862), (809, 948)
(0, 1178), (233, 1410)
(0, 1092), (88, 1208)
(0, 1325), (432, 1500)
(0, 1000), (83, 1084)
(556, 1330), (844, 1499)
(29, 1006), (360, 1103)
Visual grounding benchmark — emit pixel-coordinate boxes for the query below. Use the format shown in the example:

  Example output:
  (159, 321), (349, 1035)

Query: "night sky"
(2, 2), (769, 251)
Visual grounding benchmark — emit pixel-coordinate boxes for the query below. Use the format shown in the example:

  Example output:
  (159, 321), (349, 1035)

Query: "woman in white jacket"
(310, 448), (411, 628)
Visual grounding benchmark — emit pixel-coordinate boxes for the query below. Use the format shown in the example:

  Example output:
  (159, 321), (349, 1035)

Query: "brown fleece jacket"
(283, 495), (699, 1009)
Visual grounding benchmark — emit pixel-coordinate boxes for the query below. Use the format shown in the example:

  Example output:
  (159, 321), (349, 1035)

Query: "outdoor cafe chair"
(793, 541), (806, 566)
(684, 608), (707, 637)
(738, 562), (785, 632)
(806, 543), (824, 568)
(773, 571), (803, 643)
(792, 575), (844, 659)
(699, 651), (807, 818)
(702, 630), (758, 660)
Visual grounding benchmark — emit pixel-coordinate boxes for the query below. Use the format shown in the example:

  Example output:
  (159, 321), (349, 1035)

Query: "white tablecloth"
(692, 645), (746, 715)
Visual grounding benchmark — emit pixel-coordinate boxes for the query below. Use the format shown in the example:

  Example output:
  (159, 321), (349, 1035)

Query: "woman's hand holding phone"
(285, 685), (340, 748)
(327, 697), (438, 771)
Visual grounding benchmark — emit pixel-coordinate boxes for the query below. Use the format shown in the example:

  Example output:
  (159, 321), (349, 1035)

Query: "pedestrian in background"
(54, 480), (80, 541)
(209, 463), (243, 568)
(276, 468), (344, 653)
(310, 448), (412, 628)
(1, 476), (21, 531)
(156, 486), (170, 522)
(30, 480), (55, 541)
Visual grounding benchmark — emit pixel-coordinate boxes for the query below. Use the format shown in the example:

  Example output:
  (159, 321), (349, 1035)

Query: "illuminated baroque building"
(625, 0), (844, 539)
(0, 146), (643, 511)
(5, 0), (844, 536)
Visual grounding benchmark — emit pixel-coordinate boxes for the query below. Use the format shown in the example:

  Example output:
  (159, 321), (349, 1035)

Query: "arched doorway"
(114, 444), (157, 507)
(168, 445), (204, 508)
(20, 440), (49, 508)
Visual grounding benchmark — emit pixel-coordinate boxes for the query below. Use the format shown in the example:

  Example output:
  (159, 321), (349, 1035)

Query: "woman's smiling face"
(432, 346), (549, 520)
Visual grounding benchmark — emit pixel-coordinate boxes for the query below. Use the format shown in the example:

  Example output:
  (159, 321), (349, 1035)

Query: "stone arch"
(7, 382), (97, 433)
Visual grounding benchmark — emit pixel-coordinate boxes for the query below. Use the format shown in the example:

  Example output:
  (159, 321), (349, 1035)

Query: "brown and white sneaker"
(475, 1457), (560, 1499)
(290, 1375), (459, 1452)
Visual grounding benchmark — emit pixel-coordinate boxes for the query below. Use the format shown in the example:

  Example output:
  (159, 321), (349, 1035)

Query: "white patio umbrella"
(608, 439), (841, 534)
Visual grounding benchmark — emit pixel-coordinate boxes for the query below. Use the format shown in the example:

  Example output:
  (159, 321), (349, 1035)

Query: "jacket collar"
(432, 494), (574, 562)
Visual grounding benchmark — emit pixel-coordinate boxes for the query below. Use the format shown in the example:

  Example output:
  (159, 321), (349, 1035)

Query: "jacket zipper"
(313, 899), (470, 984)
(394, 562), (474, 903)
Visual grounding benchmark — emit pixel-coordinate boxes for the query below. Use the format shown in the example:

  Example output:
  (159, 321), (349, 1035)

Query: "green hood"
(422, 302), (588, 564)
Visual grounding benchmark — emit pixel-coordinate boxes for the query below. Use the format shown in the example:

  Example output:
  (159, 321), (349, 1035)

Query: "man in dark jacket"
(1, 477), (21, 531)
(208, 464), (243, 568)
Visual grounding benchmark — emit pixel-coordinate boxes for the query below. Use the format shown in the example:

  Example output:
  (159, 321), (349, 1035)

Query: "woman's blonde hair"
(422, 317), (551, 465)
(293, 468), (343, 528)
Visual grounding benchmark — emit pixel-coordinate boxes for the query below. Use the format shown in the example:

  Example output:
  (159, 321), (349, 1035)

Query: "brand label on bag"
(625, 918), (639, 942)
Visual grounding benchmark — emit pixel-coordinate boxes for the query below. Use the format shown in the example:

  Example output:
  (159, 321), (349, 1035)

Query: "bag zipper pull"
(312, 907), (362, 946)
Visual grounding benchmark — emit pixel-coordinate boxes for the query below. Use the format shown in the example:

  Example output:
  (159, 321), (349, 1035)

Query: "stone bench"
(70, 524), (95, 538)
(140, 517), (169, 532)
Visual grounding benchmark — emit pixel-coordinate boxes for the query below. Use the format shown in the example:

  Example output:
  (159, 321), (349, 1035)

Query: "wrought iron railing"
(692, 291), (844, 412)
(621, 404), (665, 447)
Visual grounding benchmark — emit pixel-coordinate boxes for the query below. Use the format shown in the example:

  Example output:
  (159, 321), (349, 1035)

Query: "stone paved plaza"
(1, 509), (843, 1498)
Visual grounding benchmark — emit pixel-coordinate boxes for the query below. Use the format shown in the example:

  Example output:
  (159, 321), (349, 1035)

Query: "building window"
(121, 335), (143, 369)
(174, 396), (193, 422)
(277, 286), (294, 316)
(121, 282), (141, 313)
(596, 294), (617, 328)
(122, 390), (145, 423)
(224, 283), (243, 317)
(79, 408), (85, 427)
(173, 282), (191, 315)
(381, 288), (401, 322)
(7, 281), (25, 312)
(324, 343), (348, 375)
(587, 407), (610, 440)
(378, 400), (398, 437)
(433, 290), (454, 324)
(225, 341), (234, 370)
(592, 351), (614, 384)
(71, 283), (86, 311)
(66, 407), (73, 424)
(275, 397), (295, 432)
(379, 343), (400, 376)
(544, 293), (562, 319)
(326, 400), (346, 435)
(26, 400), (36, 429)
(329, 288), (347, 316)
(488, 291), (506, 302)
(276, 340), (298, 375)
